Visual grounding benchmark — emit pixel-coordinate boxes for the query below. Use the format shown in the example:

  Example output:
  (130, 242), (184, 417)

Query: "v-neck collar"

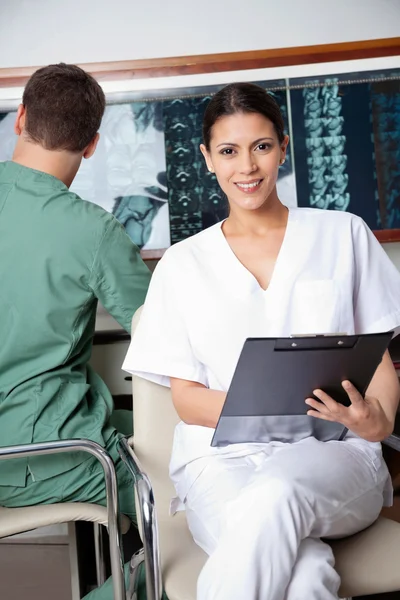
(216, 207), (298, 296)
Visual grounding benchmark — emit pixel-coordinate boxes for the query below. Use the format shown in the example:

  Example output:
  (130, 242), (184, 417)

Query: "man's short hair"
(22, 63), (106, 153)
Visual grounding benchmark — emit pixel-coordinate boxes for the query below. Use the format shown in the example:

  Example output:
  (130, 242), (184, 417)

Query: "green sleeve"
(89, 218), (151, 333)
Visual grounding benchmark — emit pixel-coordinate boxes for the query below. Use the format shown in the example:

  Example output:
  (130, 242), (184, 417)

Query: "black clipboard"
(211, 332), (392, 447)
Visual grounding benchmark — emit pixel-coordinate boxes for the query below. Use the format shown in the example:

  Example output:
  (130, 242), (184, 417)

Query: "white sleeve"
(122, 251), (208, 388)
(352, 217), (400, 336)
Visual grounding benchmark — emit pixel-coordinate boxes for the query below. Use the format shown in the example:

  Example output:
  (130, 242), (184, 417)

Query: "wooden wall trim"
(140, 249), (165, 261)
(139, 227), (400, 262)
(374, 229), (400, 243)
(1, 37), (399, 88)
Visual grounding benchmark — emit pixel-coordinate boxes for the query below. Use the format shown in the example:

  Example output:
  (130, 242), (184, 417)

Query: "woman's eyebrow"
(216, 137), (274, 148)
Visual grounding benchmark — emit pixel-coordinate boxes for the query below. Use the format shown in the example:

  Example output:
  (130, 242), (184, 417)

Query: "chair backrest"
(131, 307), (180, 503)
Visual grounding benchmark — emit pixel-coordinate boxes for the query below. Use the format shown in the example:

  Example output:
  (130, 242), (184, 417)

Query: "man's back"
(0, 161), (150, 486)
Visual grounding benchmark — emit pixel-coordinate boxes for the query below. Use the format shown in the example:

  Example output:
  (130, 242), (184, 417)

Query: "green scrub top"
(0, 161), (151, 486)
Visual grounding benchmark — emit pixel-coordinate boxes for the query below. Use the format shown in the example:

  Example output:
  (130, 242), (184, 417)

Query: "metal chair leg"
(94, 523), (107, 587)
(127, 548), (145, 600)
(118, 437), (162, 600)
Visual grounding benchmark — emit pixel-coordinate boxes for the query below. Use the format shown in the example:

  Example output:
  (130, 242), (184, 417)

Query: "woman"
(123, 83), (400, 600)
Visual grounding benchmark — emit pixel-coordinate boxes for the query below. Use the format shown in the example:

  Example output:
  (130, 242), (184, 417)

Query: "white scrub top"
(123, 207), (400, 502)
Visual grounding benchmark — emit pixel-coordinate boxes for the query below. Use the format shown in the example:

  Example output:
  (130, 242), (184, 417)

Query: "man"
(0, 63), (151, 597)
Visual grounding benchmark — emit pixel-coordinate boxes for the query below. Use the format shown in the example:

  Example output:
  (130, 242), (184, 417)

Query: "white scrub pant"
(183, 437), (389, 600)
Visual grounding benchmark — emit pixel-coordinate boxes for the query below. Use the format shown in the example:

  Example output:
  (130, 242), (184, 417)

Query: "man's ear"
(83, 133), (100, 159)
(14, 104), (26, 136)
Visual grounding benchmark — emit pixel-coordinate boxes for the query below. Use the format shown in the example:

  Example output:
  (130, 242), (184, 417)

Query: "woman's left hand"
(305, 380), (393, 442)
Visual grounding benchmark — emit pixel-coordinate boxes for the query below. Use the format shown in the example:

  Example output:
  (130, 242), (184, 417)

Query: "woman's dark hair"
(202, 82), (285, 150)
(22, 63), (106, 153)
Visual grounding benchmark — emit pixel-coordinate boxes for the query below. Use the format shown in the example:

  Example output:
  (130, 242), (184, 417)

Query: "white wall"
(0, 0), (400, 68)
(382, 243), (400, 272)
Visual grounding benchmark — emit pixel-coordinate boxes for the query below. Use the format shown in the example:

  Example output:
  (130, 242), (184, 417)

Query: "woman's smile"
(234, 178), (264, 193)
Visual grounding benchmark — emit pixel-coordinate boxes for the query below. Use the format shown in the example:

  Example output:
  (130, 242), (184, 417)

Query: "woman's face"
(201, 111), (288, 212)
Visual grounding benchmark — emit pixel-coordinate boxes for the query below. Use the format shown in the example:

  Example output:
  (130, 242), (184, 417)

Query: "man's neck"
(12, 139), (82, 188)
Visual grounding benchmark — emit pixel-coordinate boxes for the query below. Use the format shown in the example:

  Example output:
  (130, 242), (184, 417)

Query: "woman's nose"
(239, 153), (257, 175)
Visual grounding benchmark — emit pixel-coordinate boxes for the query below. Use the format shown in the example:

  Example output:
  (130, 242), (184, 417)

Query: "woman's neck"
(224, 198), (288, 238)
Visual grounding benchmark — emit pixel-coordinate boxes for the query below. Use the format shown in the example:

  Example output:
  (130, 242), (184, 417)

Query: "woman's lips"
(234, 179), (263, 193)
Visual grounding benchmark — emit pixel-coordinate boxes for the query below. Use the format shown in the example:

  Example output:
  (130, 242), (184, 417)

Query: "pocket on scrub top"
(291, 279), (340, 335)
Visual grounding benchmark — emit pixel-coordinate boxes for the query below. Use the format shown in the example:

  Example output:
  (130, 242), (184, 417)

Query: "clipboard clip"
(290, 333), (348, 338)
(275, 333), (356, 351)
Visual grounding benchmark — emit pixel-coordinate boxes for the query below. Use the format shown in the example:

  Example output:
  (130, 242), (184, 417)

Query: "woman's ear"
(280, 135), (289, 164)
(200, 143), (214, 174)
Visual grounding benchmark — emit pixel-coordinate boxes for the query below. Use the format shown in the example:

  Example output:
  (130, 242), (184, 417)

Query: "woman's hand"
(305, 381), (393, 442)
(305, 350), (399, 442)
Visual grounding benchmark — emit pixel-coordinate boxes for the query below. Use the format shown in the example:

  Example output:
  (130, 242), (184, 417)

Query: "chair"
(0, 439), (132, 600)
(120, 307), (400, 600)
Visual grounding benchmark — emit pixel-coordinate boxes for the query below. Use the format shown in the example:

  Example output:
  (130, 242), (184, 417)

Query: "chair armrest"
(118, 437), (162, 600)
(0, 438), (114, 465)
(383, 434), (400, 453)
(0, 439), (126, 600)
(117, 436), (149, 487)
